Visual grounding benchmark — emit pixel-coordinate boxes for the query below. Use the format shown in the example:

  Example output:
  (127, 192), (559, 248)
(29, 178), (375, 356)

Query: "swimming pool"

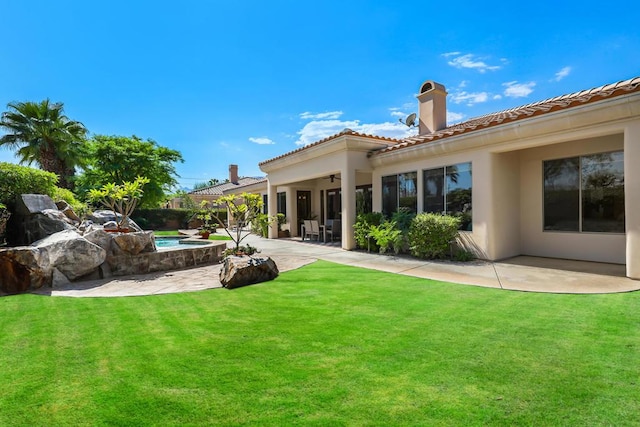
(155, 236), (211, 250)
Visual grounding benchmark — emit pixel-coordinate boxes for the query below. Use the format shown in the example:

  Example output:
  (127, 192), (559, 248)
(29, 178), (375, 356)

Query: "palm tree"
(0, 99), (87, 189)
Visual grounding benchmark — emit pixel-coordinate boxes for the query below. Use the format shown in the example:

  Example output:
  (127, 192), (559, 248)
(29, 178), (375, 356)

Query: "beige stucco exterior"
(259, 78), (640, 279)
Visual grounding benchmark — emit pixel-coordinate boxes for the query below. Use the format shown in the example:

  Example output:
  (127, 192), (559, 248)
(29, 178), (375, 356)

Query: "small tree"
(88, 176), (150, 230)
(211, 192), (264, 253)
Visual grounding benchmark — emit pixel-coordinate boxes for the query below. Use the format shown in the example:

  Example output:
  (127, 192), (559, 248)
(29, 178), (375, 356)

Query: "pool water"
(155, 237), (209, 249)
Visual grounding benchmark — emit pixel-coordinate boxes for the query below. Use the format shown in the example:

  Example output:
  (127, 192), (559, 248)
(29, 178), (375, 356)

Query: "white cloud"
(447, 111), (465, 124)
(249, 137), (275, 145)
(294, 118), (416, 146)
(493, 94), (502, 100)
(300, 111), (343, 120)
(389, 111), (405, 118)
(503, 81), (536, 98)
(445, 53), (502, 73)
(449, 91), (489, 106)
(553, 66), (572, 82)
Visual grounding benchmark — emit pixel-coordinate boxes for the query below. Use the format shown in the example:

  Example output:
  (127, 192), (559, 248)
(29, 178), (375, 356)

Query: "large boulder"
(88, 210), (142, 232)
(0, 247), (50, 294)
(6, 194), (75, 246)
(0, 230), (108, 294)
(34, 230), (106, 281)
(112, 231), (156, 255)
(83, 228), (113, 252)
(219, 256), (279, 289)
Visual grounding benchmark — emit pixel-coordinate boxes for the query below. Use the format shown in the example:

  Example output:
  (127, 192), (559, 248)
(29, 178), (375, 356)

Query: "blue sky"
(1, 0), (639, 190)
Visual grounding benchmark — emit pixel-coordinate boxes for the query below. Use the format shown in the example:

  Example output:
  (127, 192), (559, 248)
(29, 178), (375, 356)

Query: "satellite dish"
(405, 113), (417, 127)
(399, 113), (417, 128)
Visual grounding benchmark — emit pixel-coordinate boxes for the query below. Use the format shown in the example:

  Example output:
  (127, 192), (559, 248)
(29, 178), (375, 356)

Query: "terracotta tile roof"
(374, 76), (640, 156)
(258, 129), (401, 166)
(189, 177), (266, 196)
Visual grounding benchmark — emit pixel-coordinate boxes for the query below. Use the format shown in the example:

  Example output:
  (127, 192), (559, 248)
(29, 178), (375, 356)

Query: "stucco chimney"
(229, 164), (239, 184)
(417, 80), (447, 135)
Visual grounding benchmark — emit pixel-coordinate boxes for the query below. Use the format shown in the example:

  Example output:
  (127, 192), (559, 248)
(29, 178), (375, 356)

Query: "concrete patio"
(34, 233), (640, 297)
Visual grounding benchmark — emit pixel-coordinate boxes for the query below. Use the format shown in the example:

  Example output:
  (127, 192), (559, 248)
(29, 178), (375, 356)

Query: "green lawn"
(154, 230), (232, 240)
(1, 260), (638, 426)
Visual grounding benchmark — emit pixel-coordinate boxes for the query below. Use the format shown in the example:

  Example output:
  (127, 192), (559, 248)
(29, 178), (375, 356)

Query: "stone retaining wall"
(107, 241), (227, 277)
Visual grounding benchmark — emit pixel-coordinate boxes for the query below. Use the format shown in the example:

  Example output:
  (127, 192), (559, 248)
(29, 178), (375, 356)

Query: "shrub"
(223, 243), (259, 257)
(369, 221), (403, 254)
(391, 207), (415, 232)
(251, 212), (274, 237)
(454, 249), (475, 262)
(0, 202), (8, 245)
(391, 207), (415, 252)
(354, 212), (385, 250)
(131, 208), (195, 230)
(0, 162), (58, 208)
(408, 213), (461, 259)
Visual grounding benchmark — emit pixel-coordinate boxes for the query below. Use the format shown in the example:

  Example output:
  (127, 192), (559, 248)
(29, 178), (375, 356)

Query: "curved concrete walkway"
(36, 233), (640, 297)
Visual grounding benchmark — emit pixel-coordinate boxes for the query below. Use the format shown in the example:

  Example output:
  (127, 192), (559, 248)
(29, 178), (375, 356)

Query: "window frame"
(543, 150), (624, 234)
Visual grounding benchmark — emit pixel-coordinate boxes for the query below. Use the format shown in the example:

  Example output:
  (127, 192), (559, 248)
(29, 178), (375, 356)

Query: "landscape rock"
(83, 228), (114, 252)
(112, 231), (156, 255)
(55, 200), (81, 223)
(88, 210), (120, 225)
(219, 256), (279, 289)
(6, 194), (75, 246)
(34, 230), (106, 281)
(0, 247), (51, 294)
(15, 194), (58, 215)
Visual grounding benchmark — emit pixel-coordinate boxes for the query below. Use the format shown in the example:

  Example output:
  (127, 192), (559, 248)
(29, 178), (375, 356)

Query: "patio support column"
(267, 181), (278, 239)
(341, 164), (356, 249)
(624, 122), (640, 279)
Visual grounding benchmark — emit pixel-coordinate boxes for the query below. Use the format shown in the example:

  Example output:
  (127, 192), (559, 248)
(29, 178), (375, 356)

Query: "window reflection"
(543, 158), (579, 231)
(543, 151), (624, 233)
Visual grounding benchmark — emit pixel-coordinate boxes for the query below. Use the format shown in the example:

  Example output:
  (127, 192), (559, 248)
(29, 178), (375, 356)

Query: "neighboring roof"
(258, 129), (401, 166)
(189, 177), (266, 196)
(375, 76), (640, 156)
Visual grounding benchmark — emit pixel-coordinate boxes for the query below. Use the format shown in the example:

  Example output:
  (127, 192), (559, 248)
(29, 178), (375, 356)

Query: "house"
(174, 164), (266, 208)
(258, 76), (640, 279)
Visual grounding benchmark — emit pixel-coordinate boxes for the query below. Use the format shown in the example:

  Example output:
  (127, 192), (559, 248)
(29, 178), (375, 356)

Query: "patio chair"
(326, 219), (341, 242)
(308, 220), (321, 241)
(303, 220), (313, 241)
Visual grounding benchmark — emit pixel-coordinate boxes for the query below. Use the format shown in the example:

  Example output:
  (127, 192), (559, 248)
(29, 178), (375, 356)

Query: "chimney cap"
(418, 80), (446, 95)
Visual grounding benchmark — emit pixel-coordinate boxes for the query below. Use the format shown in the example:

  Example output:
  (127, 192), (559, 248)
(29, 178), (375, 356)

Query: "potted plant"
(196, 201), (217, 239)
(276, 213), (289, 238)
(88, 176), (150, 232)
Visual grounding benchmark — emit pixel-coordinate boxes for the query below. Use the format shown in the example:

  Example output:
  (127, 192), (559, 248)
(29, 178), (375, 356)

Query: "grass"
(1, 260), (639, 425)
(154, 230), (232, 240)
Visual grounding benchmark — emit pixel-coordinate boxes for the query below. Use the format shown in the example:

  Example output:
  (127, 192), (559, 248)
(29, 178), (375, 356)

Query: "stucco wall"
(372, 133), (626, 263)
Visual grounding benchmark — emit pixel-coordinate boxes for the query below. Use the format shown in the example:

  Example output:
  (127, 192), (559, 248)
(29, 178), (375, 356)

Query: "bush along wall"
(408, 213), (461, 259)
(354, 211), (470, 260)
(131, 208), (228, 231)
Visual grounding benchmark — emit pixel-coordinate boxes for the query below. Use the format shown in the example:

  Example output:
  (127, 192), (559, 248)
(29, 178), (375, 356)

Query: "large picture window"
(423, 162), (472, 230)
(544, 151), (624, 233)
(382, 172), (417, 216)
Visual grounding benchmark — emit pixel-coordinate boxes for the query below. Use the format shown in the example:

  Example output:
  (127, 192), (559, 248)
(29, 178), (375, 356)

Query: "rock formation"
(219, 256), (279, 289)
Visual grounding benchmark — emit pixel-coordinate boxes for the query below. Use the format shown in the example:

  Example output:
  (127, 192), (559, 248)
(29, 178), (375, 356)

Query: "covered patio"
(259, 130), (396, 249)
